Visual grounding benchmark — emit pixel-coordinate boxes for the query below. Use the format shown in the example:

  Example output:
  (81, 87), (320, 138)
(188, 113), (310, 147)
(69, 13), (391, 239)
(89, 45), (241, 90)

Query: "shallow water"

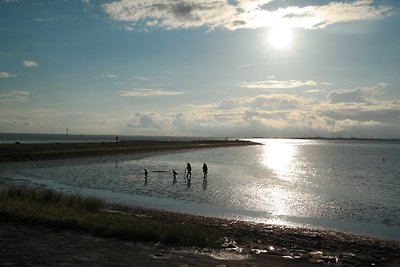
(1, 139), (400, 240)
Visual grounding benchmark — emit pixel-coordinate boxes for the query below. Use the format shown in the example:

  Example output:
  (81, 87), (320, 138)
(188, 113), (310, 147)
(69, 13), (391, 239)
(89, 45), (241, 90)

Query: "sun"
(268, 25), (293, 49)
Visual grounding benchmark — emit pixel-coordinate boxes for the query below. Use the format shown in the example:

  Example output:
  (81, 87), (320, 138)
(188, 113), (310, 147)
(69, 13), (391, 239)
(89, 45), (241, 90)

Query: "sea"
(1, 134), (399, 240)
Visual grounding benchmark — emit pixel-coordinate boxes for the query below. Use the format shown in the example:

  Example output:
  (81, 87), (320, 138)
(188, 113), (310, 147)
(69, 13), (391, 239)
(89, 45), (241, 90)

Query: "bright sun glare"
(268, 26), (293, 49)
(262, 140), (296, 181)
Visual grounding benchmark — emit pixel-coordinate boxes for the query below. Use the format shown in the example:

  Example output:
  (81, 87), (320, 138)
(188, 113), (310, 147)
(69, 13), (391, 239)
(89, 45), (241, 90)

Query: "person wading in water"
(185, 163), (192, 179)
(202, 163), (208, 178)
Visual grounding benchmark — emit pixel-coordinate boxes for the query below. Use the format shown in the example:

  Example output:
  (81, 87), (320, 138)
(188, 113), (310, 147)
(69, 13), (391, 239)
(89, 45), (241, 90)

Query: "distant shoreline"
(0, 133), (230, 144)
(1, 133), (399, 145)
(250, 136), (400, 142)
(0, 139), (259, 163)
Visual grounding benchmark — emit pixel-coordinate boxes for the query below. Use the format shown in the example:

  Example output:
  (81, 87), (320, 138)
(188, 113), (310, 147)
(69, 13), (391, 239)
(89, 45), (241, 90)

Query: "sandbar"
(0, 139), (257, 162)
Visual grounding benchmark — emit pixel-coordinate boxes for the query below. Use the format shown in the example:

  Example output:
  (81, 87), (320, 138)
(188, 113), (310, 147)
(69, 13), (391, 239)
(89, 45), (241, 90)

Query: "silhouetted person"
(115, 136), (119, 143)
(172, 169), (177, 179)
(186, 163), (192, 178)
(202, 163), (208, 178)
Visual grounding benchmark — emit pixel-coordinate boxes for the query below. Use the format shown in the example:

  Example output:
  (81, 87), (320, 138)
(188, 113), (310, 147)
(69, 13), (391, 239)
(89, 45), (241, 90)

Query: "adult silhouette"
(202, 163), (208, 178)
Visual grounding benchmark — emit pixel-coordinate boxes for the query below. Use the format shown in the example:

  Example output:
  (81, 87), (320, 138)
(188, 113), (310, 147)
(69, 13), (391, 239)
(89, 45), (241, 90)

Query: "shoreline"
(1, 140), (400, 265)
(1, 193), (400, 266)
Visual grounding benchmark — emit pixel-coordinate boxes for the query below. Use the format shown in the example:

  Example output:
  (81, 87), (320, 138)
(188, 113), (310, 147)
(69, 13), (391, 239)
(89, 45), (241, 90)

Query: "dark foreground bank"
(0, 186), (399, 267)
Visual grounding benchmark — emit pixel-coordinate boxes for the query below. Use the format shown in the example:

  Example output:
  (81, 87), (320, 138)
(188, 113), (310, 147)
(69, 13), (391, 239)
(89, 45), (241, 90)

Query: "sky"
(1, 0), (400, 138)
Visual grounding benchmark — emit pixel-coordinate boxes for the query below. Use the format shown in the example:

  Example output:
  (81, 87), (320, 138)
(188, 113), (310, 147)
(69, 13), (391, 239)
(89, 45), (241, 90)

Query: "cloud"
(328, 83), (386, 104)
(234, 64), (251, 68)
(237, 0), (274, 11)
(0, 114), (33, 128)
(105, 73), (118, 78)
(0, 109), (120, 134)
(102, 0), (238, 30)
(321, 104), (400, 125)
(93, 73), (119, 79)
(126, 112), (162, 129)
(23, 60), (39, 68)
(304, 89), (321, 94)
(158, 82), (400, 138)
(250, 94), (315, 110)
(0, 71), (16, 78)
(169, 93), (319, 134)
(172, 113), (192, 132)
(133, 76), (152, 81)
(120, 88), (185, 97)
(308, 0), (394, 28)
(240, 0), (394, 29)
(0, 91), (30, 103)
(102, 0), (394, 31)
(2, 0), (20, 3)
(215, 97), (248, 110)
(242, 79), (317, 89)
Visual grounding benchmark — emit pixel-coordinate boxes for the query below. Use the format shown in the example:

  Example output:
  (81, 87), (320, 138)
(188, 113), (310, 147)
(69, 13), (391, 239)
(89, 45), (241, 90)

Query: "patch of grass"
(3, 186), (105, 212)
(0, 186), (220, 247)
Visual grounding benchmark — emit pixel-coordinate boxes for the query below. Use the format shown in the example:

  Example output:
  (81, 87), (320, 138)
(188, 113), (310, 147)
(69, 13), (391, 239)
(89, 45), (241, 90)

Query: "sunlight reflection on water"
(261, 139), (297, 181)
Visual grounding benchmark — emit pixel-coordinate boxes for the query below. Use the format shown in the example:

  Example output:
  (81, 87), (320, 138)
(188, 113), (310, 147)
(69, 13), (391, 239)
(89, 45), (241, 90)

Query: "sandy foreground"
(1, 140), (400, 266)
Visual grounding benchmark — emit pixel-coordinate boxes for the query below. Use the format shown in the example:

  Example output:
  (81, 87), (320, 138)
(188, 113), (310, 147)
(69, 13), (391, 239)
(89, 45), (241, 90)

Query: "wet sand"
(1, 204), (400, 266)
(0, 221), (326, 267)
(1, 140), (400, 266)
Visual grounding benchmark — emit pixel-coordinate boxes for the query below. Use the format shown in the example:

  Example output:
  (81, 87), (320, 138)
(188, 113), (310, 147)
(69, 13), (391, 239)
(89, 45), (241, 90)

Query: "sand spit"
(0, 139), (257, 163)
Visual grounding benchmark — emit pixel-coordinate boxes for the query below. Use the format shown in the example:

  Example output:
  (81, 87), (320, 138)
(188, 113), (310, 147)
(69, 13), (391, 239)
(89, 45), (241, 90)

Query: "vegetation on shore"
(2, 186), (400, 266)
(0, 186), (220, 247)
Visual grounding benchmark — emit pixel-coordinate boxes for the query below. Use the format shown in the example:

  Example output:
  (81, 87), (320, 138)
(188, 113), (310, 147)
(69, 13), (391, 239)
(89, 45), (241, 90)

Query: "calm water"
(1, 139), (400, 240)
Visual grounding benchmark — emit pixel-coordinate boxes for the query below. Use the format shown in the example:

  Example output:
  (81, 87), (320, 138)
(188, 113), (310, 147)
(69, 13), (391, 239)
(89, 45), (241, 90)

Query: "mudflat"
(1, 202), (400, 266)
(1, 140), (400, 266)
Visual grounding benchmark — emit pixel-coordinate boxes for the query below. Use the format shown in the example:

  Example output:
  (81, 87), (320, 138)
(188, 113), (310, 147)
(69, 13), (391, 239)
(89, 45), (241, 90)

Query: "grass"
(0, 186), (220, 247)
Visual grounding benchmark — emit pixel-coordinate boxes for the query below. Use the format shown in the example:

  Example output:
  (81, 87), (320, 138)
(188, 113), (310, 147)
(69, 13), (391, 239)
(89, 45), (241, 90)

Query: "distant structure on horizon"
(66, 128), (69, 135)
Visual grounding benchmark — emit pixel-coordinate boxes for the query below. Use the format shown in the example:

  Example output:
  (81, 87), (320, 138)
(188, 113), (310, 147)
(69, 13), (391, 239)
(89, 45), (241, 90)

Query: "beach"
(1, 200), (400, 266)
(1, 140), (400, 266)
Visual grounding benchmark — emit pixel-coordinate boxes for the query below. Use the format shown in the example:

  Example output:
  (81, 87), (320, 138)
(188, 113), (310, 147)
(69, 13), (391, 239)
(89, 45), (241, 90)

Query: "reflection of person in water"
(186, 177), (191, 188)
(186, 163), (192, 178)
(202, 163), (208, 178)
(172, 170), (177, 185)
(202, 176), (207, 191)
